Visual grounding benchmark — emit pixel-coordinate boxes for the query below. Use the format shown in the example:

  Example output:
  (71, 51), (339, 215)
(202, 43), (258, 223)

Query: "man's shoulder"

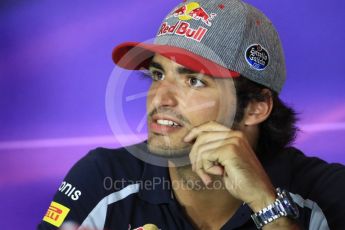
(269, 146), (337, 166)
(38, 143), (150, 229)
(278, 146), (344, 172)
(280, 147), (345, 229)
(57, 142), (148, 198)
(272, 146), (344, 181)
(264, 146), (345, 194)
(85, 144), (144, 167)
(79, 142), (146, 181)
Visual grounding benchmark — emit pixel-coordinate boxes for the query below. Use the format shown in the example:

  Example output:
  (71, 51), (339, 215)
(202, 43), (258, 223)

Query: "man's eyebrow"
(148, 61), (211, 79)
(177, 67), (213, 81)
(148, 61), (164, 71)
(177, 67), (199, 75)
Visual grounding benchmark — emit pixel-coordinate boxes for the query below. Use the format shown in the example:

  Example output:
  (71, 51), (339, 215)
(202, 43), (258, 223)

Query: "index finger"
(183, 121), (231, 142)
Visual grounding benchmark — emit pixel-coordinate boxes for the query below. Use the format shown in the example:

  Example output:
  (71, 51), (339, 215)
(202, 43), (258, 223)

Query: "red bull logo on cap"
(131, 223), (160, 230)
(167, 2), (217, 26)
(158, 21), (207, 42)
(158, 2), (216, 42)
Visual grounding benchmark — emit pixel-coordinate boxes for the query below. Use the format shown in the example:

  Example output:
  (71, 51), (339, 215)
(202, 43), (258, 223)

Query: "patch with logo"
(245, 44), (269, 71)
(158, 2), (216, 42)
(131, 223), (160, 230)
(167, 2), (217, 26)
(43, 201), (70, 227)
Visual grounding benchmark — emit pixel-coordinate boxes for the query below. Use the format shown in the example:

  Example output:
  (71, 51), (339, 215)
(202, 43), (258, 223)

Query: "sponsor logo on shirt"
(58, 181), (82, 201)
(130, 223), (160, 230)
(43, 201), (70, 227)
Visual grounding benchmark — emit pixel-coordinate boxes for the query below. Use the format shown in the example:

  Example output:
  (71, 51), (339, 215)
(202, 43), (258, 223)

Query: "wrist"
(250, 188), (300, 229)
(247, 187), (276, 212)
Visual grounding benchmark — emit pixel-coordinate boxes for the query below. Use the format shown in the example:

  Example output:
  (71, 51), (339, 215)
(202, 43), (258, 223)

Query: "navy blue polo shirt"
(38, 142), (345, 229)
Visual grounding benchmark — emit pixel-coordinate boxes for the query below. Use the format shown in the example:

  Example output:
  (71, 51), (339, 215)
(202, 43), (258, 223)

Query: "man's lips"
(149, 122), (182, 134)
(151, 114), (184, 127)
(149, 114), (184, 134)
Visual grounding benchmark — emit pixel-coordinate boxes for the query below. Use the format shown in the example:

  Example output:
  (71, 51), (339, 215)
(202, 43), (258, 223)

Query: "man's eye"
(188, 77), (206, 88)
(150, 70), (164, 81)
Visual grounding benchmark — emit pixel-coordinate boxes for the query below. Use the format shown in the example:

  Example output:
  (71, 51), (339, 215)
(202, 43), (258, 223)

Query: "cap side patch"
(245, 44), (269, 71)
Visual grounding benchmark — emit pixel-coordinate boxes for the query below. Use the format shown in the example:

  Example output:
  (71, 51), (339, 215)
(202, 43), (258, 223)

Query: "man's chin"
(147, 143), (191, 158)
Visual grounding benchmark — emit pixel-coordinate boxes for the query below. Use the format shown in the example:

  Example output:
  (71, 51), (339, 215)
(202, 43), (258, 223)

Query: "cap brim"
(112, 42), (240, 78)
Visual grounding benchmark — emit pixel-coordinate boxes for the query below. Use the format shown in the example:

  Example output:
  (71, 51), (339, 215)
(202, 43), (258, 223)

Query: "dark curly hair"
(233, 76), (299, 156)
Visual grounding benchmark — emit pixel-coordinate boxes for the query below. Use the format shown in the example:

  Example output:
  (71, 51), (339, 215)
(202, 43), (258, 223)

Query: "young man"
(39, 0), (345, 229)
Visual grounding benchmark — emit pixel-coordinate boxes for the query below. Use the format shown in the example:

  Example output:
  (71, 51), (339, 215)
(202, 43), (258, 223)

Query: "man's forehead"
(151, 54), (186, 69)
(150, 54), (213, 78)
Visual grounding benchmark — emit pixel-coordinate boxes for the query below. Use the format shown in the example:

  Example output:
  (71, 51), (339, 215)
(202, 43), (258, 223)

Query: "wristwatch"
(251, 188), (300, 229)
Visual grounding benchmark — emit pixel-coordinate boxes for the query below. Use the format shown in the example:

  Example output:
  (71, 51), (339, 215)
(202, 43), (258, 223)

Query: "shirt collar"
(138, 161), (173, 204)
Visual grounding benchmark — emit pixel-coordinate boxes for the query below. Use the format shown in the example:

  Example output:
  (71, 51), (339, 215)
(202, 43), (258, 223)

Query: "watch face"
(280, 189), (300, 219)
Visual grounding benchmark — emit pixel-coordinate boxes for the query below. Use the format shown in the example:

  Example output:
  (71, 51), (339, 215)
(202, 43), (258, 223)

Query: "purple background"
(1, 0), (344, 229)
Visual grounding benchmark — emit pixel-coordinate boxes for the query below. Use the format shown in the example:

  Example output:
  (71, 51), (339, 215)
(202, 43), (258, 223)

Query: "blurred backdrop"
(1, 0), (345, 229)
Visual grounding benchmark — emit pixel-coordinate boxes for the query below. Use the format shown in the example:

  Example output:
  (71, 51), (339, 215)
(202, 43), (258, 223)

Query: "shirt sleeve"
(290, 150), (345, 229)
(37, 149), (108, 229)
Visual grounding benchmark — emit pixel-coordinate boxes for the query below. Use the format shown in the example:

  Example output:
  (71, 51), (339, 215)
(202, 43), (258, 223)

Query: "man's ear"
(243, 89), (273, 126)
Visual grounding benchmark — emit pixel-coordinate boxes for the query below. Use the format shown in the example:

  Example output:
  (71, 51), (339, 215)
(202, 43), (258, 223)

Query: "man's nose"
(151, 81), (179, 108)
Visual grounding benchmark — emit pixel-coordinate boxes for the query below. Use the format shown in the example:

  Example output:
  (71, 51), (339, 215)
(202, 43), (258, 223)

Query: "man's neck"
(168, 163), (242, 230)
